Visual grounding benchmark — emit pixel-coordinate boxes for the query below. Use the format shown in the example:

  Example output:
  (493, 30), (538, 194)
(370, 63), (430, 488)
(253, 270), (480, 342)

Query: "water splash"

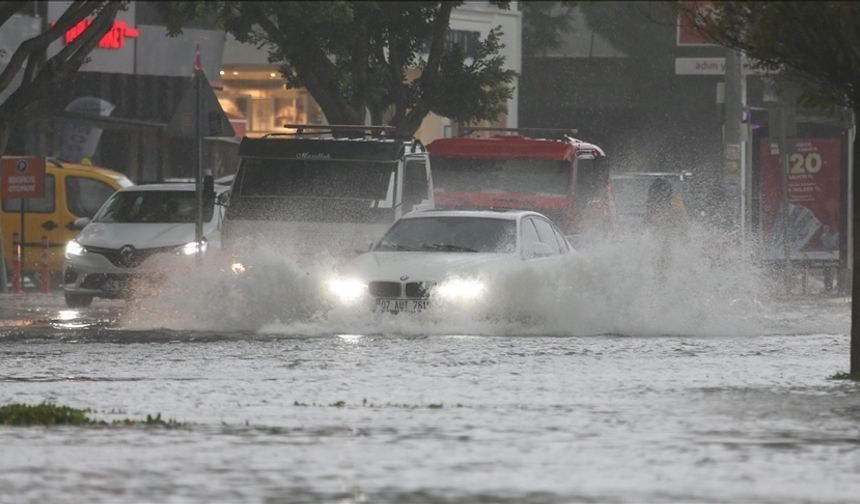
(121, 223), (846, 337)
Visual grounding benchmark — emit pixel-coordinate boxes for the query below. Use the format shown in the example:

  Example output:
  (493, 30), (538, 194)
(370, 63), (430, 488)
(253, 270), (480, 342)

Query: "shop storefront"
(218, 2), (522, 145)
(3, 1), (233, 181)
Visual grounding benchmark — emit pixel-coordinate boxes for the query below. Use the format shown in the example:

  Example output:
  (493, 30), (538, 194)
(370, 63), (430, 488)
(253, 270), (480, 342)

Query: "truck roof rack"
(259, 123), (425, 152)
(459, 126), (579, 138)
(274, 123), (398, 138)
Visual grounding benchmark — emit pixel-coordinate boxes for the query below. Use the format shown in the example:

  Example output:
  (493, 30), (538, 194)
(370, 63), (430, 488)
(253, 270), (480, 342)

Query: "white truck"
(222, 125), (434, 262)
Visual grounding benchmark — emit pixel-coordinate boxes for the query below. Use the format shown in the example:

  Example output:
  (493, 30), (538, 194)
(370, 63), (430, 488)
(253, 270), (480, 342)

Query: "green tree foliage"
(681, 1), (860, 109)
(681, 1), (860, 375)
(0, 1), (123, 156)
(158, 1), (518, 137)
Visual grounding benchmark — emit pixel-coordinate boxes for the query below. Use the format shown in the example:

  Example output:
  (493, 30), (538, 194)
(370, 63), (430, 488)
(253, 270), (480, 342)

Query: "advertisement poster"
(760, 138), (842, 261)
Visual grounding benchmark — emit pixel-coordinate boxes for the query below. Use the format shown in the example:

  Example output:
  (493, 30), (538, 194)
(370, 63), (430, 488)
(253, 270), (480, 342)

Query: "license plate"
(375, 298), (430, 314)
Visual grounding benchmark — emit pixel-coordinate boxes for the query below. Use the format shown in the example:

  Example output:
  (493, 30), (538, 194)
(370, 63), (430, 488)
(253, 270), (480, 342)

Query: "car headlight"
(65, 240), (85, 258)
(325, 277), (367, 305)
(435, 278), (485, 302)
(180, 240), (208, 256)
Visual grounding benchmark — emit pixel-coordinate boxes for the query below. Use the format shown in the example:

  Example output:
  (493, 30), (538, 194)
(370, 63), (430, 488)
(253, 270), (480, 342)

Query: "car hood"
(76, 222), (218, 249)
(340, 251), (519, 283)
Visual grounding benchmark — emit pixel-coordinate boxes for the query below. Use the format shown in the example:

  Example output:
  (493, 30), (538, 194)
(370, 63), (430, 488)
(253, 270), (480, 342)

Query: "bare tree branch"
(0, 0), (100, 94)
(0, 2), (120, 115)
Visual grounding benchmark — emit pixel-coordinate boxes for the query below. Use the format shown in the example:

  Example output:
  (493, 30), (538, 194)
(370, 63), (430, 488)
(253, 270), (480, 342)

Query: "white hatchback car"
(62, 182), (230, 307)
(324, 209), (575, 315)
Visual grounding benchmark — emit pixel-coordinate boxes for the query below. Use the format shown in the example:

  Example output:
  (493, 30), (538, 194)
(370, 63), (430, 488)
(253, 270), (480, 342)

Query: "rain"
(1, 2), (859, 504)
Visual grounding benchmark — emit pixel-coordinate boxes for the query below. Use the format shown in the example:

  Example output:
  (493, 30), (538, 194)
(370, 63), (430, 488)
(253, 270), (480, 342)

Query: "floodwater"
(1, 230), (859, 504)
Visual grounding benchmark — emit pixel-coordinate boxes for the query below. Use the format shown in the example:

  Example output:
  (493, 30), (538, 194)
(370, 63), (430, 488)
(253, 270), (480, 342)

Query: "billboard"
(760, 138), (842, 261)
(677, 1), (717, 47)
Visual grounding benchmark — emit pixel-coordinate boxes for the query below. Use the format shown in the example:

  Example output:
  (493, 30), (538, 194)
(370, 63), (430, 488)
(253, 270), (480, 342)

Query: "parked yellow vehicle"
(1, 158), (133, 281)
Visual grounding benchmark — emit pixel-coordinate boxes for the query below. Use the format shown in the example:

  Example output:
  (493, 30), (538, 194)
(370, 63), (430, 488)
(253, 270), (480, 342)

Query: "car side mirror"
(524, 241), (554, 259)
(72, 217), (90, 230)
(355, 241), (374, 255)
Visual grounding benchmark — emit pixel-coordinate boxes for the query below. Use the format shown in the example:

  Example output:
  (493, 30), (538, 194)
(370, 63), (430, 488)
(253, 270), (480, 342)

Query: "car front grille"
(80, 273), (132, 291)
(368, 281), (401, 298)
(368, 281), (435, 299)
(84, 245), (176, 268)
(404, 282), (435, 299)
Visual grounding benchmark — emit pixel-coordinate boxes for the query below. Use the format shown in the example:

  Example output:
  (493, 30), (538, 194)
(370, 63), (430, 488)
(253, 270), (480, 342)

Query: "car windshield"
(94, 190), (213, 223)
(238, 158), (395, 200)
(376, 216), (516, 253)
(431, 158), (570, 195)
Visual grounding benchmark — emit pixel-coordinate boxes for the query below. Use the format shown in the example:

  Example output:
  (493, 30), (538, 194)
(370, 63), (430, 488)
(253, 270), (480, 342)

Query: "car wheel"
(64, 292), (93, 308)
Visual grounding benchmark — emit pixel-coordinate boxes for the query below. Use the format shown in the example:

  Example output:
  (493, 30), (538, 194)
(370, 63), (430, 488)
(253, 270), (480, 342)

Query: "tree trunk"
(851, 105), (860, 374)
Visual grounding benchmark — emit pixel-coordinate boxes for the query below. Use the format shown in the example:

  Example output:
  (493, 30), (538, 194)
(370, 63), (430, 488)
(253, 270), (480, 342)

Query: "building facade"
(218, 2), (522, 146)
(2, 1), (231, 181)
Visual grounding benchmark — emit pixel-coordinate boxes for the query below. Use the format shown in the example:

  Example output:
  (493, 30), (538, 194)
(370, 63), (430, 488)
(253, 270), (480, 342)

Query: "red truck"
(426, 128), (615, 241)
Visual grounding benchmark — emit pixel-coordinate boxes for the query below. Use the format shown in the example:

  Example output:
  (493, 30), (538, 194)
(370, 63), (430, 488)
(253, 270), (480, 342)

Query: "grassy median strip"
(0, 403), (183, 428)
(293, 399), (460, 409)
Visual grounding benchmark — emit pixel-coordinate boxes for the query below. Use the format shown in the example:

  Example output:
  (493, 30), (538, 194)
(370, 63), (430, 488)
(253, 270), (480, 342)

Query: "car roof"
(42, 158), (131, 182)
(611, 172), (687, 179)
(117, 182), (230, 193)
(400, 209), (545, 221)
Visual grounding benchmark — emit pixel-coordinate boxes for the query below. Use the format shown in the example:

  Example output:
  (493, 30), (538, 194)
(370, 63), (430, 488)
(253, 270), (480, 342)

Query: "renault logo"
(119, 245), (135, 266)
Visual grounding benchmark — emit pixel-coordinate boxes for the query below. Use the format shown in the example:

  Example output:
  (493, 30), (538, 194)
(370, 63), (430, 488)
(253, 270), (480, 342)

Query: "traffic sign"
(167, 70), (234, 138)
(1, 157), (46, 198)
(675, 57), (775, 76)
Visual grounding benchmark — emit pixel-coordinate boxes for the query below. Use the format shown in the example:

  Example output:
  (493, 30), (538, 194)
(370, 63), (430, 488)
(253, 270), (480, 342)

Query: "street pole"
(194, 57), (203, 265)
(779, 106), (791, 293)
(723, 49), (745, 242)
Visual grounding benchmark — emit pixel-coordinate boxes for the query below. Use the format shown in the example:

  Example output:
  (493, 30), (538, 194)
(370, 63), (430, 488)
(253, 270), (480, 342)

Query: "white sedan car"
(324, 209), (575, 315)
(62, 182), (230, 307)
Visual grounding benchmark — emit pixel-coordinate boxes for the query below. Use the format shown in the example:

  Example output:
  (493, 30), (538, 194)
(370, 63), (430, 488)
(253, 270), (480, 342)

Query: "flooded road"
(1, 291), (857, 504)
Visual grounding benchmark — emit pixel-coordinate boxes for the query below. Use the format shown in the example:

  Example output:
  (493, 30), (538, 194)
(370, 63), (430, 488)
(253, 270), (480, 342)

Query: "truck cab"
(222, 125), (433, 261)
(426, 128), (614, 245)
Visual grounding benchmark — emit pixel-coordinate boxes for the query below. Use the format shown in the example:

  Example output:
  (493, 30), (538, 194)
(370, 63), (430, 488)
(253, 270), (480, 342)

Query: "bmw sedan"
(324, 209), (575, 315)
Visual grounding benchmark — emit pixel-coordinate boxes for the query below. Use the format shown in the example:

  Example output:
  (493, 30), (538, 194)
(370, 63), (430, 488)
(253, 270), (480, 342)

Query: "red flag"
(193, 44), (202, 73)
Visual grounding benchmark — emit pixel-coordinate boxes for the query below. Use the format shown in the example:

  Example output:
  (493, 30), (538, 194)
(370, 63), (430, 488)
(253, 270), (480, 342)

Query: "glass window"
(402, 158), (428, 213)
(521, 218), (540, 247)
(2, 174), (55, 213)
(432, 158), (570, 195)
(66, 176), (117, 218)
(532, 217), (562, 254)
(94, 190), (214, 223)
(574, 156), (609, 217)
(376, 216), (516, 254)
(553, 226), (570, 253)
(238, 158), (396, 200)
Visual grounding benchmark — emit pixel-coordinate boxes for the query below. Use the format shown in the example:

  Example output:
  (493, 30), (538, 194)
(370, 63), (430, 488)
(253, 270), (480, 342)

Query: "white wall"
(417, 2), (523, 143)
(43, 1), (225, 79)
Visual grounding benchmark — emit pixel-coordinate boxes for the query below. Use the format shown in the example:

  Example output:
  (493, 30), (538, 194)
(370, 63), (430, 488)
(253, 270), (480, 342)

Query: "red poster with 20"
(759, 138), (842, 260)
